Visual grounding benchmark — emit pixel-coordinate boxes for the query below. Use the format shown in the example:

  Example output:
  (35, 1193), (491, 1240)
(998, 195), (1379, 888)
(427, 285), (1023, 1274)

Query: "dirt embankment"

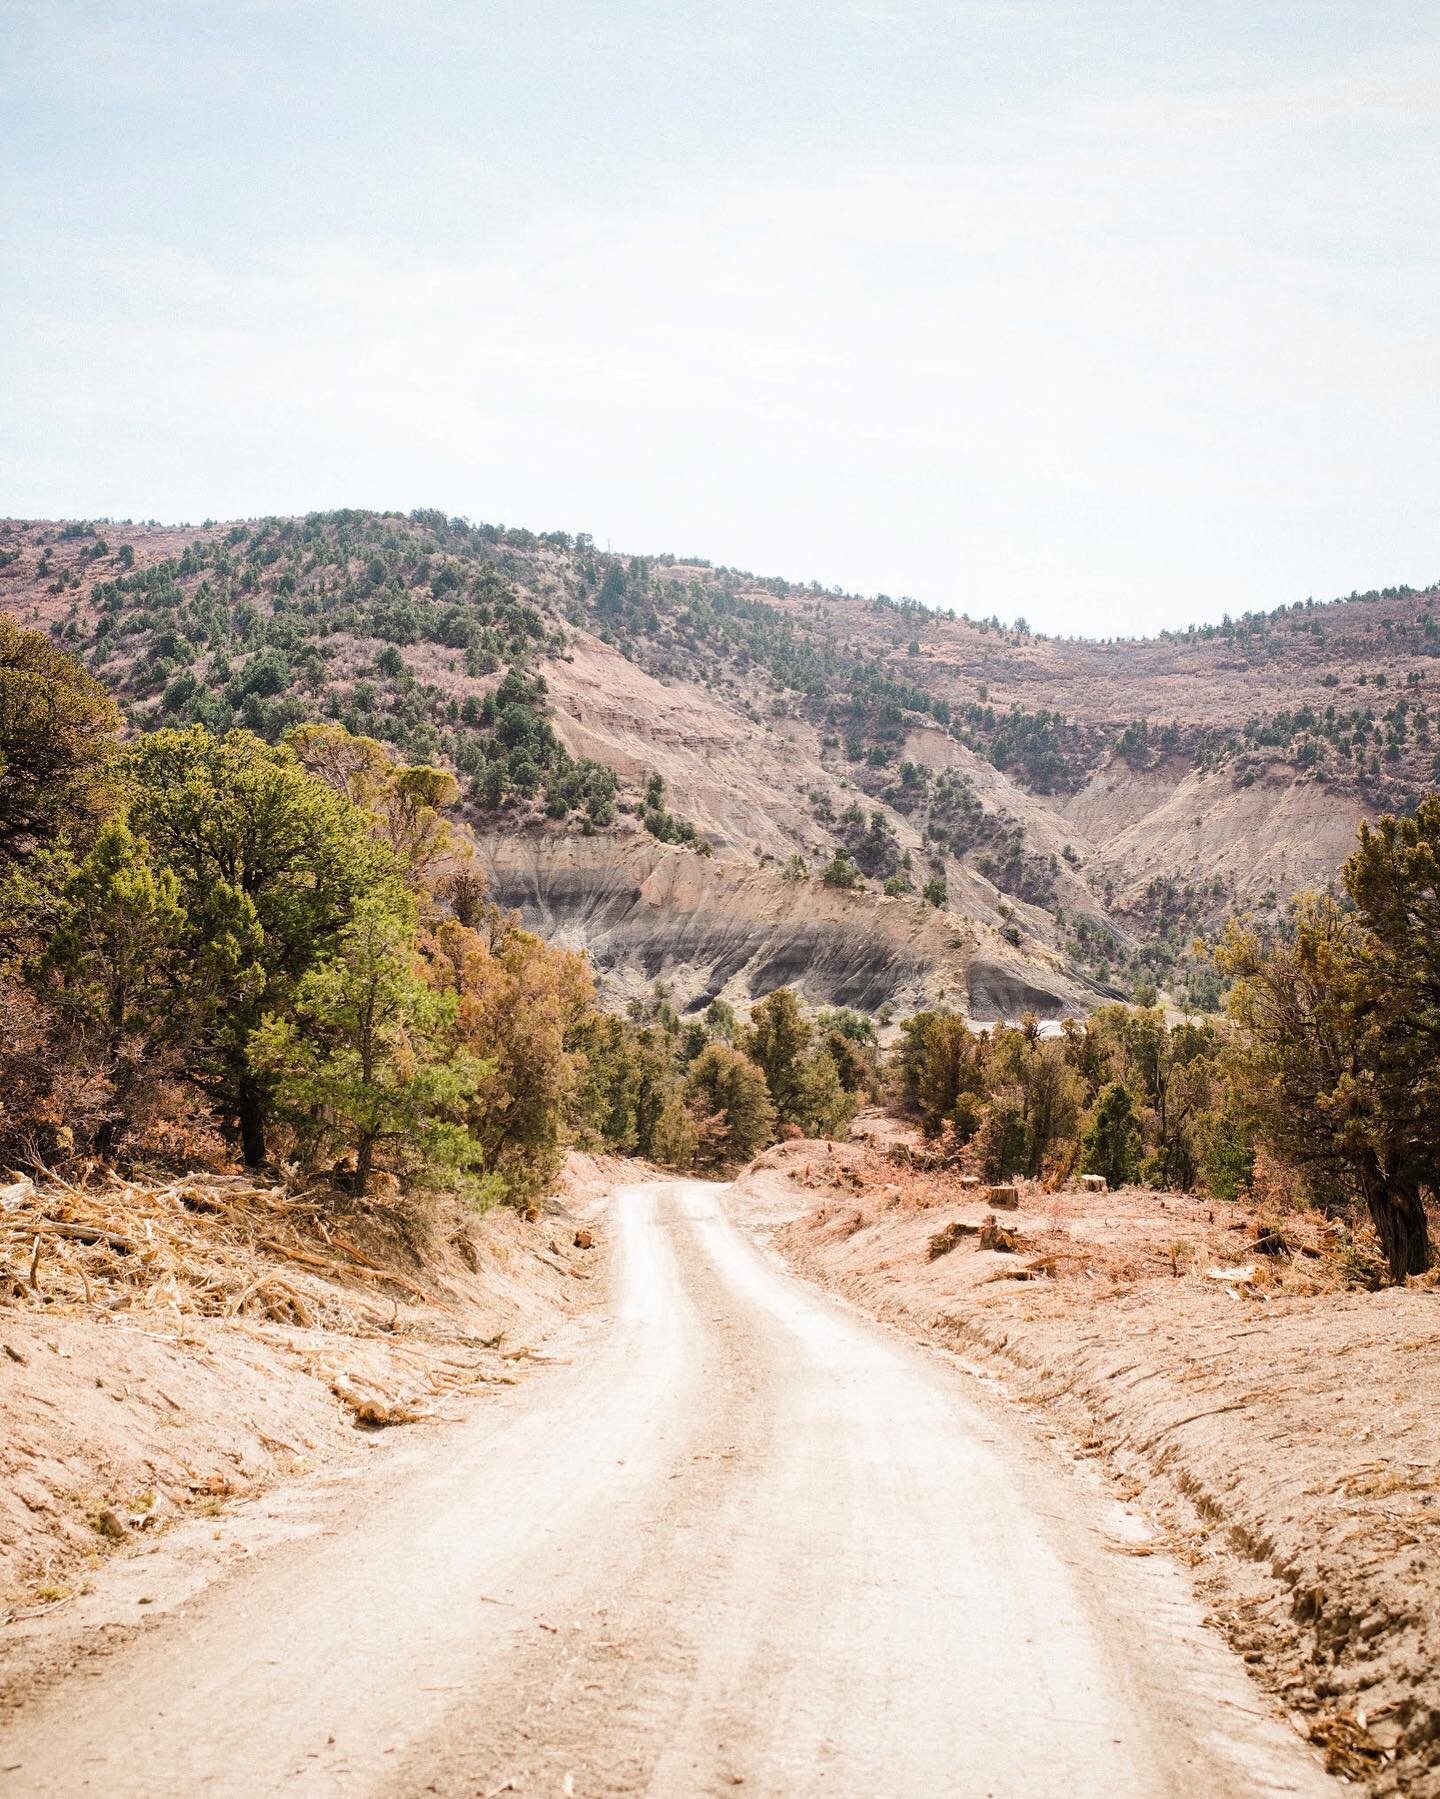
(735, 1133), (1440, 1796)
(0, 1153), (635, 1617)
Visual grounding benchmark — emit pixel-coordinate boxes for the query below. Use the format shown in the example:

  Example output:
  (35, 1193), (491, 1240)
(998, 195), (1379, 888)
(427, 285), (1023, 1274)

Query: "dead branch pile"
(0, 1168), (437, 1331)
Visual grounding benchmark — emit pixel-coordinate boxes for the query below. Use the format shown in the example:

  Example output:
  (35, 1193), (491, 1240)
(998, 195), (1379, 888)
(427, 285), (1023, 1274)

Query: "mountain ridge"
(5, 508), (1436, 1022)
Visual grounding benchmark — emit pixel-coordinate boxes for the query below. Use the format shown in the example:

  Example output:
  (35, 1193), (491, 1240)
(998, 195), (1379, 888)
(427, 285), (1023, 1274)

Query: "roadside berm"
(0, 1154), (629, 1625)
(734, 1131), (1440, 1798)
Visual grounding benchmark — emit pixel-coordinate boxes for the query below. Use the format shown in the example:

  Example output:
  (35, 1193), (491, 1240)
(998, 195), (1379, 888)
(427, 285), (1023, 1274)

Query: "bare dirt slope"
(739, 1137), (1440, 1794)
(474, 822), (1098, 1019)
(0, 1157), (630, 1613)
(0, 1179), (1329, 1797)
(1058, 758), (1371, 909)
(10, 511), (1434, 1019)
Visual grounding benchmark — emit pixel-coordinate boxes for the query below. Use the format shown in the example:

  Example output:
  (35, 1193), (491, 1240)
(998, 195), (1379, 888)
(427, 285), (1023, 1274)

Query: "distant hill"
(5, 508), (1437, 1022)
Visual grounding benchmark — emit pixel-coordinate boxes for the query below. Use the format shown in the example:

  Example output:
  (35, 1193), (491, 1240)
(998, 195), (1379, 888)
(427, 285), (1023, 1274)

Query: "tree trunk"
(1363, 1167), (1431, 1279)
(354, 1136), (374, 1198)
(237, 1080), (267, 1170)
(94, 1058), (139, 1161)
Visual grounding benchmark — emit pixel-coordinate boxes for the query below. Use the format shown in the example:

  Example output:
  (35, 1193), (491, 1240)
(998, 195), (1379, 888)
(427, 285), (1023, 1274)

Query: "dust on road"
(0, 1182), (1329, 1797)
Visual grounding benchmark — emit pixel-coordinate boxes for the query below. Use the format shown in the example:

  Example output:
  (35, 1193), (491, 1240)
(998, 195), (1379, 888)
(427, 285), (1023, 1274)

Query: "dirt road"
(0, 1181), (1329, 1797)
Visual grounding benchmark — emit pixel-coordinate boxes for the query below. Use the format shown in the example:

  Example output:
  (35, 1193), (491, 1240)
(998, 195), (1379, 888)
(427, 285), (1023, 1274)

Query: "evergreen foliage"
(249, 895), (487, 1198)
(1218, 797), (1440, 1275)
(0, 616), (119, 870)
(1079, 1083), (1144, 1190)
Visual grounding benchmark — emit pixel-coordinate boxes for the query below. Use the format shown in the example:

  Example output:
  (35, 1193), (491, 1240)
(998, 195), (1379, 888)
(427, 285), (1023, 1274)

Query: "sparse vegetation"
(1217, 796), (1440, 1277)
(4, 513), (1439, 1272)
(0, 621), (855, 1201)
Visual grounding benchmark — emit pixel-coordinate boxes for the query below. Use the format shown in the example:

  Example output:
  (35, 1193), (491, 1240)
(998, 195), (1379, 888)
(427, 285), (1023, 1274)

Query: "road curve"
(0, 1181), (1329, 1797)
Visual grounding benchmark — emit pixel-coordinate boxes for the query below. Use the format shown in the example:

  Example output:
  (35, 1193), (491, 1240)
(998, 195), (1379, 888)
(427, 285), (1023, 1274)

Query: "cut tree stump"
(927, 1220), (979, 1261)
(986, 1185), (1019, 1209)
(979, 1213), (1019, 1253)
(1080, 1174), (1107, 1193)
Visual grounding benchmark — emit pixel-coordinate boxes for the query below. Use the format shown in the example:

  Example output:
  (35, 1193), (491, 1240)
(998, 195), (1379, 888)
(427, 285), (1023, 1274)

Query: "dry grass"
(0, 1166), (443, 1334)
(0, 1158), (606, 1604)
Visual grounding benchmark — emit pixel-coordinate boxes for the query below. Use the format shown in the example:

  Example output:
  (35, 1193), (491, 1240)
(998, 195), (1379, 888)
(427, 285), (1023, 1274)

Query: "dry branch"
(0, 1168), (430, 1332)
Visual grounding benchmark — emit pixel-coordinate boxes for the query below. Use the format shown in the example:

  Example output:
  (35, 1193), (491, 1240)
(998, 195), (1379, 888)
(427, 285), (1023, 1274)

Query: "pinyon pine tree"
(40, 818), (190, 1150)
(126, 727), (391, 1165)
(249, 895), (487, 1199)
(1080, 1082), (1142, 1190)
(1219, 793), (1440, 1280)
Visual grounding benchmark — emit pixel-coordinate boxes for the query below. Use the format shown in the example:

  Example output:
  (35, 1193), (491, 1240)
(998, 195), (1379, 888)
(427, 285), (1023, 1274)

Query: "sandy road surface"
(0, 1181), (1329, 1798)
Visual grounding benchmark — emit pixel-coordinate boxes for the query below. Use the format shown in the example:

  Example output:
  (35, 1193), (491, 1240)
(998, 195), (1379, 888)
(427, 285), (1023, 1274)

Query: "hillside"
(4, 508), (1437, 1021)
(3, 510), (1438, 1798)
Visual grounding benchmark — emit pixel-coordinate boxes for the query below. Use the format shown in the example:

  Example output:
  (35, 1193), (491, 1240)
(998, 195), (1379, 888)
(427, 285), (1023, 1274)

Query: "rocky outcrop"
(474, 827), (1096, 1022)
(966, 959), (1082, 1022)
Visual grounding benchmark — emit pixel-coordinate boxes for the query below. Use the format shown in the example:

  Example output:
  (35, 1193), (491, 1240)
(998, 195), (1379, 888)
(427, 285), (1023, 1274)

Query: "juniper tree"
(126, 727), (394, 1165)
(249, 895), (485, 1199)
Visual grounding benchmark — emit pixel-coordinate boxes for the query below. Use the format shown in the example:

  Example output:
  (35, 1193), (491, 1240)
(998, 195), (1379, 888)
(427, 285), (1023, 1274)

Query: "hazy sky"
(3, 2), (1437, 637)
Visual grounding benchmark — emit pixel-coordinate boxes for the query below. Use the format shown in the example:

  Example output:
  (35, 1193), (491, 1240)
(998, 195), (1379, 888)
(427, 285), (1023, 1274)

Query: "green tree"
(794, 1048), (856, 1140)
(1197, 1079), (1256, 1202)
(1342, 797), (1440, 1272)
(249, 895), (486, 1198)
(1080, 1083), (1142, 1189)
(684, 1043), (776, 1169)
(817, 1008), (879, 1097)
(649, 1090), (700, 1171)
(1104, 1008), (1221, 1191)
(1219, 817), (1438, 1278)
(747, 987), (812, 1125)
(567, 1010), (642, 1153)
(126, 727), (393, 1166)
(820, 848), (862, 889)
(990, 1023), (1083, 1178)
(896, 1011), (987, 1140)
(630, 1029), (685, 1159)
(1060, 1013), (1116, 1104)
(976, 1099), (1029, 1182)
(704, 997), (737, 1042)
(0, 620), (119, 873)
(38, 818), (190, 1151)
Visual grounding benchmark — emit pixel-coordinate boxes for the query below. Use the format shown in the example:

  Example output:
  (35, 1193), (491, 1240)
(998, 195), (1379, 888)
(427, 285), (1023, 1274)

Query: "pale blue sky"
(3, 1), (1437, 636)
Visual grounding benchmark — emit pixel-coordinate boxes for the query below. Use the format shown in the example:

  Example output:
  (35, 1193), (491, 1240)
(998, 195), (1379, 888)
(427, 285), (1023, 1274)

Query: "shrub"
(249, 895), (486, 1199)
(684, 1043), (776, 1169)
(1080, 1083), (1143, 1189)
(821, 848), (862, 889)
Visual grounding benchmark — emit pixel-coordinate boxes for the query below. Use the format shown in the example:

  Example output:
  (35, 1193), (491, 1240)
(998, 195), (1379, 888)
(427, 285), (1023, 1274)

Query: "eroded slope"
(5, 509), (1434, 1016)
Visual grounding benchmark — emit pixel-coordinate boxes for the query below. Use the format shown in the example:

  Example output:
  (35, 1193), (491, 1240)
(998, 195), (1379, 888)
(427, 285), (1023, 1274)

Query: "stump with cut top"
(986, 1184), (1019, 1209)
(979, 1212), (1018, 1252)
